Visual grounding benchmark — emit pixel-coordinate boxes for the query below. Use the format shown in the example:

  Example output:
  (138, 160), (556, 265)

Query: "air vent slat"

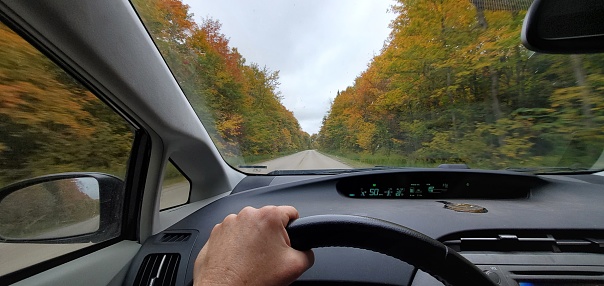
(511, 270), (604, 276)
(587, 238), (604, 247)
(165, 255), (179, 285)
(160, 233), (191, 243)
(518, 238), (555, 242)
(134, 254), (181, 286)
(140, 255), (160, 286)
(556, 239), (592, 246)
(443, 232), (604, 254)
(461, 237), (498, 241)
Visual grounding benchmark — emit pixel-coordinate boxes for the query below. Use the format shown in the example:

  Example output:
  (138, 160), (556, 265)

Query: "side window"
(160, 161), (190, 210)
(0, 22), (134, 276)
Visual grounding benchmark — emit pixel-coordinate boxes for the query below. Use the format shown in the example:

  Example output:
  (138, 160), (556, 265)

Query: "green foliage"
(318, 0), (604, 170)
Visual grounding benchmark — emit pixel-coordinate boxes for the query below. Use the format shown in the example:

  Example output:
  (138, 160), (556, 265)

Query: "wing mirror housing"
(0, 173), (124, 243)
(522, 0), (604, 54)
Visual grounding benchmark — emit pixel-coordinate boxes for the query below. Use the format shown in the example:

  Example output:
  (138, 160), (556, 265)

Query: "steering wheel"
(286, 215), (496, 286)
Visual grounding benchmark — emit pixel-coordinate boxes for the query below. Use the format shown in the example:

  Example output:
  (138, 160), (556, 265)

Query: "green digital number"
(369, 188), (380, 196)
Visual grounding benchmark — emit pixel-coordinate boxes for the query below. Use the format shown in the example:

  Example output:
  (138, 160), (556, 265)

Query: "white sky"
(184, 0), (396, 135)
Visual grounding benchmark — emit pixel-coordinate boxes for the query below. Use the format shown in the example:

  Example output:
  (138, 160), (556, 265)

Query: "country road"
(242, 150), (352, 174)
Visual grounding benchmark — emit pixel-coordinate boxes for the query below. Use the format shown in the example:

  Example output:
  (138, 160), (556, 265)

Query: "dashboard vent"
(442, 232), (604, 254)
(134, 253), (180, 286)
(160, 233), (191, 243)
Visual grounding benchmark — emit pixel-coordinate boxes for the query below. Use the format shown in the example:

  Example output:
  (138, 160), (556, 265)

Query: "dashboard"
(124, 169), (604, 286)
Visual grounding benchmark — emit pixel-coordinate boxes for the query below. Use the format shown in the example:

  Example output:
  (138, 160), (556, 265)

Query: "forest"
(0, 0), (311, 187)
(317, 0), (604, 170)
(132, 0), (311, 165)
(2, 0), (604, 188)
(0, 23), (134, 187)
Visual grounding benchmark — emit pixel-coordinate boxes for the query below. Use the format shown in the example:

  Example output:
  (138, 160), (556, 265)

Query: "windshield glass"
(131, 0), (604, 174)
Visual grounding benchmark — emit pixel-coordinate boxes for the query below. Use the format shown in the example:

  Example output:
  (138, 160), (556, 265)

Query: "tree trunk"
(490, 67), (503, 121)
(570, 54), (593, 128)
(446, 70), (457, 137)
(472, 1), (489, 29)
(515, 47), (525, 106)
(490, 66), (505, 147)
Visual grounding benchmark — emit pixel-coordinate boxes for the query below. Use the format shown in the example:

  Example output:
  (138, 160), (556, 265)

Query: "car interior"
(0, 0), (603, 285)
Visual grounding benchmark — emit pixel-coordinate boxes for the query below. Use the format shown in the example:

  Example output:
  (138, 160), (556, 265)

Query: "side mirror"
(522, 0), (604, 53)
(0, 173), (124, 243)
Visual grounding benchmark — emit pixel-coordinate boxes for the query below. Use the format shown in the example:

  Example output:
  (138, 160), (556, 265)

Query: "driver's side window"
(0, 22), (134, 277)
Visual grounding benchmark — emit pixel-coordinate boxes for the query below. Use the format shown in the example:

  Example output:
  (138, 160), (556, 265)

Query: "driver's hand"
(194, 206), (315, 286)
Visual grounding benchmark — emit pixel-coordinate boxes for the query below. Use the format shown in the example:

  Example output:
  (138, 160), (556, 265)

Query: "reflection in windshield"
(133, 0), (604, 173)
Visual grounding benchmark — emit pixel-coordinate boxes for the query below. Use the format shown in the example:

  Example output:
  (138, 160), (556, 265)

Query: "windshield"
(131, 0), (604, 175)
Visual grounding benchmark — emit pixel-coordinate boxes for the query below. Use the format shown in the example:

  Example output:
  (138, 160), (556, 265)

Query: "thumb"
(290, 249), (315, 274)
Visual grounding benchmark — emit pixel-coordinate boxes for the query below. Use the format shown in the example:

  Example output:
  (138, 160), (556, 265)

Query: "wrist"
(195, 266), (247, 286)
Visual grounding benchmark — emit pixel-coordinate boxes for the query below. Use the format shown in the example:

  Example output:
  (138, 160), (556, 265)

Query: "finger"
(279, 249), (315, 286)
(239, 206), (256, 216)
(277, 205), (299, 227)
(219, 213), (237, 227)
(303, 249), (315, 269)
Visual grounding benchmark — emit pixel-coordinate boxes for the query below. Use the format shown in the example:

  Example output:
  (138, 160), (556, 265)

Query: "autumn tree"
(319, 0), (604, 169)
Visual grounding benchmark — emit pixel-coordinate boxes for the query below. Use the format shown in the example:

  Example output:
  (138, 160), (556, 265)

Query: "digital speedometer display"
(335, 171), (537, 199)
(336, 172), (458, 199)
(355, 182), (450, 198)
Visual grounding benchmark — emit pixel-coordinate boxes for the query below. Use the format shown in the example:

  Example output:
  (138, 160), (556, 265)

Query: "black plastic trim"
(231, 176), (275, 194)
(124, 230), (199, 286)
(522, 0), (604, 54)
(124, 130), (151, 241)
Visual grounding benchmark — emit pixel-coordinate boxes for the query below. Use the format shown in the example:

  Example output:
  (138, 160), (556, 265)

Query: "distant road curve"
(242, 150), (352, 174)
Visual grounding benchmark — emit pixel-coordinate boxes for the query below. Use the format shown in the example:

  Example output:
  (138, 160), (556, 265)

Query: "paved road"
(242, 150), (352, 174)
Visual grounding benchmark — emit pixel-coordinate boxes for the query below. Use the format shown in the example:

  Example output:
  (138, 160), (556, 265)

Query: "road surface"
(241, 150), (352, 174)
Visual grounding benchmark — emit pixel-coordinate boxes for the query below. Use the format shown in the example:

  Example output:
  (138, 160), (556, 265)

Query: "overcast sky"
(185, 0), (396, 135)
